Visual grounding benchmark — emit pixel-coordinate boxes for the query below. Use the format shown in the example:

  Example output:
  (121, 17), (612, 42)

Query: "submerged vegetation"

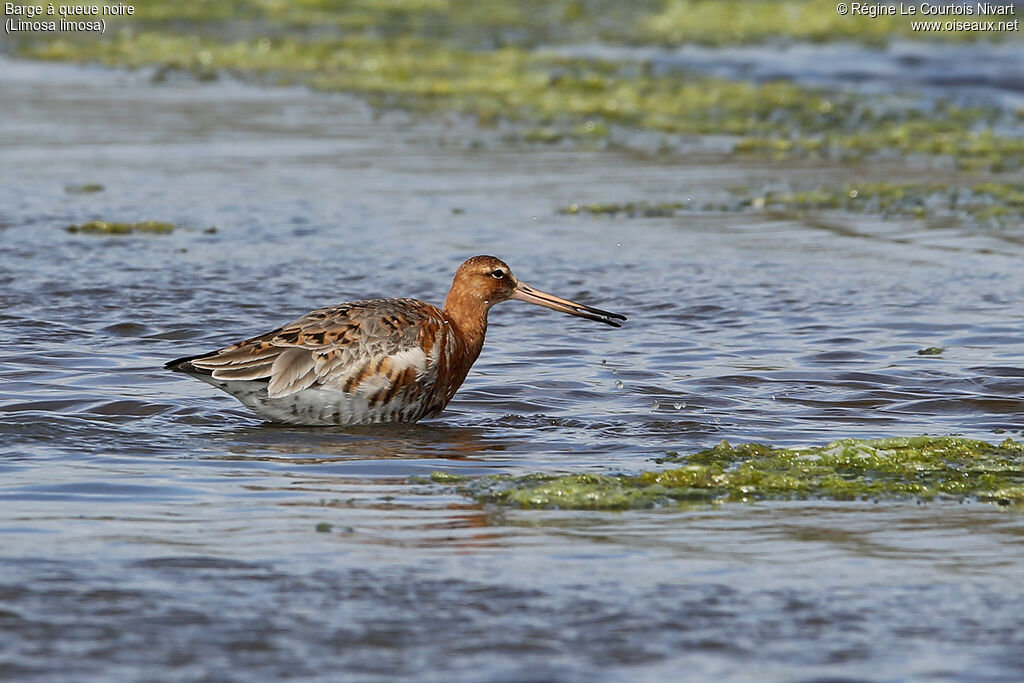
(64, 183), (105, 194)
(561, 182), (1024, 223)
(9, 1), (1024, 171)
(426, 437), (1024, 510)
(66, 220), (177, 234)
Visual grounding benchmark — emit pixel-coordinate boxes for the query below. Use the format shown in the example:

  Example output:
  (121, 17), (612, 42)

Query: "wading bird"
(166, 255), (626, 425)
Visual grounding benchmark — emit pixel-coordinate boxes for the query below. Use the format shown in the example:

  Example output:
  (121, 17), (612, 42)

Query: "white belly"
(200, 377), (436, 426)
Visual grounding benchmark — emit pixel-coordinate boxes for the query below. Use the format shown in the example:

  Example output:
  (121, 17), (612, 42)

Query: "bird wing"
(181, 298), (448, 400)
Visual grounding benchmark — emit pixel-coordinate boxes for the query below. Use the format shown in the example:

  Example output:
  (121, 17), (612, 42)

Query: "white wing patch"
(389, 347), (429, 377)
(346, 347), (429, 395)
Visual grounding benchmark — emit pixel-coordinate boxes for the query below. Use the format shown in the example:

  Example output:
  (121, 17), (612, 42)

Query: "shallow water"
(549, 39), (1024, 110)
(2, 57), (1024, 681)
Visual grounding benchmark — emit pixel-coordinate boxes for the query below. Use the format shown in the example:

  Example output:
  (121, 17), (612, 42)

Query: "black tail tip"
(164, 355), (200, 372)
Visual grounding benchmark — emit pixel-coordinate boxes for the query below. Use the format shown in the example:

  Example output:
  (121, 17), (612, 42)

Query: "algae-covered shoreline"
(420, 437), (1024, 510)
(7, 1), (1024, 172)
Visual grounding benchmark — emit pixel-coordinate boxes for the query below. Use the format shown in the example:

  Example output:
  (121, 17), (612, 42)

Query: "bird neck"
(442, 290), (489, 355)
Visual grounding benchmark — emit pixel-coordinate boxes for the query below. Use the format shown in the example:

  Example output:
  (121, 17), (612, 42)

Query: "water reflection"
(211, 423), (508, 462)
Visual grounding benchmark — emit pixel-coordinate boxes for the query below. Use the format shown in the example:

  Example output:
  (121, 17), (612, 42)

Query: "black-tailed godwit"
(165, 255), (626, 425)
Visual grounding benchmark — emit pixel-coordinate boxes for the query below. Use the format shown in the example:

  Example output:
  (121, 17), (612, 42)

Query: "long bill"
(511, 283), (627, 327)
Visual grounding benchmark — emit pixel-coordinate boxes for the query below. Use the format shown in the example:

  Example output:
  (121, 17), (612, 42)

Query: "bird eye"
(491, 269), (506, 279)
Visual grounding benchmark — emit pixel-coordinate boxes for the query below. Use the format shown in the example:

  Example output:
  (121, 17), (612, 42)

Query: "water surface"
(1, 58), (1023, 681)
(548, 39), (1024, 109)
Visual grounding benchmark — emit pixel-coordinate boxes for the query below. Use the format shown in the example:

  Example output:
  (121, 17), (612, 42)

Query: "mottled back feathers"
(167, 298), (468, 423)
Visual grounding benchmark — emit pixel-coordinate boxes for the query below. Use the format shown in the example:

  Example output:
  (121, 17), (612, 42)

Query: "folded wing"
(168, 298), (446, 402)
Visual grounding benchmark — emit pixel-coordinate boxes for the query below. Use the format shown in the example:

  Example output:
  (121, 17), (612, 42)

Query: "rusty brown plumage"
(165, 255), (626, 426)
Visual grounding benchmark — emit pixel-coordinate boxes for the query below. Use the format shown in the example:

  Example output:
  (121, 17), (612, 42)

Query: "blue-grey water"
(1, 57), (1024, 681)
(547, 39), (1024, 110)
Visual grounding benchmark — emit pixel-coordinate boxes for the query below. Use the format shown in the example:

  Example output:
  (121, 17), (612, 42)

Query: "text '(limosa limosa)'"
(165, 255), (626, 425)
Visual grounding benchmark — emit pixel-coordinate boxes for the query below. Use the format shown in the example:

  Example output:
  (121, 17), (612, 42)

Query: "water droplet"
(611, 368), (618, 374)
(600, 359), (607, 364)
(673, 402), (684, 410)
(614, 380), (623, 389)
(650, 400), (660, 410)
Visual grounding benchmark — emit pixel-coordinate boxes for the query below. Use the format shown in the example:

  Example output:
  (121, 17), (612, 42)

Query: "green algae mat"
(421, 437), (1024, 510)
(9, 1), (1024, 172)
(560, 182), (1024, 225)
(66, 220), (177, 234)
